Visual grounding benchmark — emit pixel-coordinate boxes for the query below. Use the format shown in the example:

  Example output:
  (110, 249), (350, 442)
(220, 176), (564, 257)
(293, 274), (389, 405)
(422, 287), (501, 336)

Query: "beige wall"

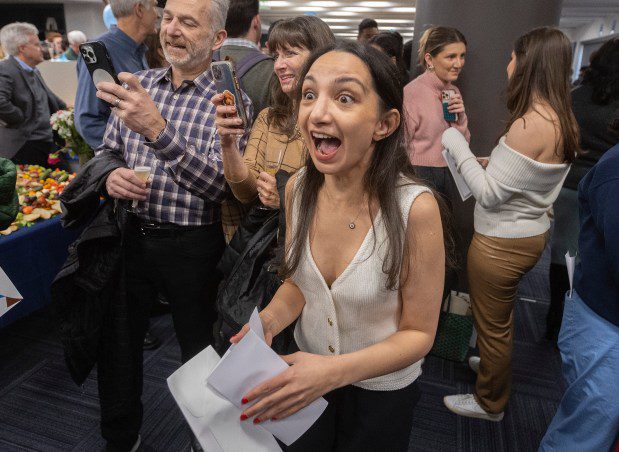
(38, 60), (78, 106)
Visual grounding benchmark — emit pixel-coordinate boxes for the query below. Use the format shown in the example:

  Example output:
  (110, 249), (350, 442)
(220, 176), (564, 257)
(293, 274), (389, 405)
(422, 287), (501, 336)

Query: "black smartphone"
(211, 61), (248, 129)
(79, 41), (120, 87)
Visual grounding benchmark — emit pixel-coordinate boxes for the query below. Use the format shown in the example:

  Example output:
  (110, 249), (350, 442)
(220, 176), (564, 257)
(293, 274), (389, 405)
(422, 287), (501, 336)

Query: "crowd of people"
(0, 0), (618, 450)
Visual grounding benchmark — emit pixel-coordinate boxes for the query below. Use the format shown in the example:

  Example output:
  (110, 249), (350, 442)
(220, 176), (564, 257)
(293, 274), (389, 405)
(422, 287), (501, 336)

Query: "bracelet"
(225, 174), (250, 184)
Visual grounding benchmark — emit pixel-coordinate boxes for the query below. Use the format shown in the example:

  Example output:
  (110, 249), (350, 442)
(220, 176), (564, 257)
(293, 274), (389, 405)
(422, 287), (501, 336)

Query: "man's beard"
(161, 33), (213, 70)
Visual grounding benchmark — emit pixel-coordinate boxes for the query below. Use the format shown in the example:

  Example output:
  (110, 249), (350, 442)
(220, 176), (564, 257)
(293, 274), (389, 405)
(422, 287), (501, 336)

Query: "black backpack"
(213, 205), (285, 354)
(212, 48), (272, 85)
(213, 172), (294, 355)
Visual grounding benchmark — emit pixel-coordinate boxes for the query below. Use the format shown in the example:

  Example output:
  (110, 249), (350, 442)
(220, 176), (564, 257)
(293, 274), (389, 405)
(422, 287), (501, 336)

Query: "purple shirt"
(97, 66), (253, 226)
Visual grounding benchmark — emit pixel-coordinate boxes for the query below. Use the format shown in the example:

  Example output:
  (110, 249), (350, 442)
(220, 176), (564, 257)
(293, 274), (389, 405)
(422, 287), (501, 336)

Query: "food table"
(0, 216), (81, 328)
(0, 165), (80, 329)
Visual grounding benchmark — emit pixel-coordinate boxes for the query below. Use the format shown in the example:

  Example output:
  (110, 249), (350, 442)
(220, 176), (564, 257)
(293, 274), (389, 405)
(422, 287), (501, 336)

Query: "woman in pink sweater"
(404, 26), (471, 198)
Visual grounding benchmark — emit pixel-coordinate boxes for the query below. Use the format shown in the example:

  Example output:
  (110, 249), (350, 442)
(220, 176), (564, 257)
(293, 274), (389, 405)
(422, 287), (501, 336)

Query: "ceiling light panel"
(259, 0), (291, 7)
(342, 6), (372, 12)
(307, 1), (341, 7)
(358, 1), (395, 7)
(293, 5), (326, 11)
(324, 11), (358, 16)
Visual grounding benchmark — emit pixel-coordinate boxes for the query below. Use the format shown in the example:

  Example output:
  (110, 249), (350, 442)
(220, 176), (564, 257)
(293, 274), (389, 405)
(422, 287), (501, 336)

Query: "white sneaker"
(443, 394), (504, 422)
(468, 356), (480, 374)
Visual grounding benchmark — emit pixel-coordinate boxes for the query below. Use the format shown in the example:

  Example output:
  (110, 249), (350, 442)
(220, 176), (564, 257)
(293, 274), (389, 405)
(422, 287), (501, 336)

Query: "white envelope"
(208, 310), (328, 446)
(0, 266), (22, 318)
(167, 346), (280, 452)
(565, 251), (576, 297)
(442, 149), (472, 202)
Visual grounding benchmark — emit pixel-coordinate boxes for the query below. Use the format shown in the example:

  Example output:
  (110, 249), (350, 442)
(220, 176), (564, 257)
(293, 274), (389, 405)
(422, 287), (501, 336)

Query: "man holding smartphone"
(92, 0), (252, 450)
(74, 0), (158, 151)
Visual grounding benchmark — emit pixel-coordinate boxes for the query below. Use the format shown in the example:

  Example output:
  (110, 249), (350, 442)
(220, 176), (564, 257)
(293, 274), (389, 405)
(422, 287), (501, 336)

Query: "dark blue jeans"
(99, 219), (225, 451)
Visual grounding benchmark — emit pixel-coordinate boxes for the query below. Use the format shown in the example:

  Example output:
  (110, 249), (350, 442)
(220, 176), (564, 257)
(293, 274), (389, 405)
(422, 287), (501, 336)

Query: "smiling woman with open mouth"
(228, 41), (452, 451)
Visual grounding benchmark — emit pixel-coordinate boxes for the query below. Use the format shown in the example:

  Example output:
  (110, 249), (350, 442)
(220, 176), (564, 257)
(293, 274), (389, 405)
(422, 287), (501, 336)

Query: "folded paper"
(442, 149), (472, 202)
(167, 345), (281, 452)
(0, 266), (22, 318)
(208, 308), (328, 446)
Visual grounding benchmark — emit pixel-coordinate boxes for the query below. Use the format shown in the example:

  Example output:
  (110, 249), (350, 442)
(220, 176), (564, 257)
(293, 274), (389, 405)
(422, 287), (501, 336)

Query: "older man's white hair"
(0, 22), (39, 56)
(67, 30), (87, 46)
(109, 0), (155, 19)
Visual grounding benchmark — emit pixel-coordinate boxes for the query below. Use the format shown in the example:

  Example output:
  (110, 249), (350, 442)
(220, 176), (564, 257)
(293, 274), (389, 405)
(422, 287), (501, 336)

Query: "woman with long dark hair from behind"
(442, 27), (578, 421)
(228, 42), (447, 450)
(546, 37), (619, 342)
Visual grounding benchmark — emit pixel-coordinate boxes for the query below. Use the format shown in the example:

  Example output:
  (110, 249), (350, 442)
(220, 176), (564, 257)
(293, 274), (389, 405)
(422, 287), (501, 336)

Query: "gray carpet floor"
(0, 250), (562, 452)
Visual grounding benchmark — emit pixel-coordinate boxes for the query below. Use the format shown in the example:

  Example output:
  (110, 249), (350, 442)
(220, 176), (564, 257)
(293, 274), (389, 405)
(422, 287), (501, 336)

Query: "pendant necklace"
(348, 203), (364, 229)
(324, 186), (365, 230)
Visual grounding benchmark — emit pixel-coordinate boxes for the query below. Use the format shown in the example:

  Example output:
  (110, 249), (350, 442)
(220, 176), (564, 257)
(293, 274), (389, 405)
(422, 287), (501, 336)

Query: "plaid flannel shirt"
(97, 66), (252, 226)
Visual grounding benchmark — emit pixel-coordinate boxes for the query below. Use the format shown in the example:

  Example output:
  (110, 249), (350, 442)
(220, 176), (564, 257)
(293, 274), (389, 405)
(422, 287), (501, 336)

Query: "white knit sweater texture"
(442, 128), (570, 238)
(291, 174), (431, 391)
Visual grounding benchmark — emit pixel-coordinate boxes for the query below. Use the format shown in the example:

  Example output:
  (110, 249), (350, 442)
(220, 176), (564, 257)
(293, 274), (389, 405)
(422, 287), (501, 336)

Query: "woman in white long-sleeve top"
(441, 27), (580, 421)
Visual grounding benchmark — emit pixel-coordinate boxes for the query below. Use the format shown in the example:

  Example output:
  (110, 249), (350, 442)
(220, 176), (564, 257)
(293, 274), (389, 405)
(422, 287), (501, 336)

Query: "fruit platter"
(0, 165), (75, 236)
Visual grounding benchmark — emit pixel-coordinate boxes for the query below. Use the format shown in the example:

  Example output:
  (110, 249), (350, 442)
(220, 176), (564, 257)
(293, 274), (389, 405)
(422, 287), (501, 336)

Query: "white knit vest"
(291, 174), (431, 391)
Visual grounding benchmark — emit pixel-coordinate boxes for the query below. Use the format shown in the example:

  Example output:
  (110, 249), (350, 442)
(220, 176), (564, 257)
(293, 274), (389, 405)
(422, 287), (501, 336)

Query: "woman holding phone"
(214, 16), (335, 210)
(403, 26), (470, 199)
(441, 27), (578, 421)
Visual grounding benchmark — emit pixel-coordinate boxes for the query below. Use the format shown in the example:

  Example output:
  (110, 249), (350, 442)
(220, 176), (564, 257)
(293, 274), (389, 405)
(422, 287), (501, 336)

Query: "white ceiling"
(560, 0), (619, 29)
(259, 0), (416, 39)
(258, 0), (619, 40)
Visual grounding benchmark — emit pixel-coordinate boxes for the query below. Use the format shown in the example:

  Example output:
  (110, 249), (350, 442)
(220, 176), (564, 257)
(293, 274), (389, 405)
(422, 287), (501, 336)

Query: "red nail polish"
(240, 414), (248, 421)
(271, 416), (278, 421)
(241, 397), (248, 404)
(253, 418), (261, 424)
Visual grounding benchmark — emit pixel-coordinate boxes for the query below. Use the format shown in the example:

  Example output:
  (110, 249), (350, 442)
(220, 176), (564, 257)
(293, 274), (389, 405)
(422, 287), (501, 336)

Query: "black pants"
(99, 219), (225, 451)
(11, 139), (55, 168)
(413, 165), (458, 299)
(283, 381), (421, 452)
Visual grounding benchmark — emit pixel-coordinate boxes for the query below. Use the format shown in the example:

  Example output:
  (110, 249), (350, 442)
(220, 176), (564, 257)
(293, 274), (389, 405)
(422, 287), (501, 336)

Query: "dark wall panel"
(0, 3), (66, 39)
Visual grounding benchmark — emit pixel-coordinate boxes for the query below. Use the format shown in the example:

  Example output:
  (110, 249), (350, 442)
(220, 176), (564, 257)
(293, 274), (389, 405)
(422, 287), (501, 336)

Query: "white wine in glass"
(259, 146), (284, 209)
(264, 161), (279, 176)
(132, 166), (151, 209)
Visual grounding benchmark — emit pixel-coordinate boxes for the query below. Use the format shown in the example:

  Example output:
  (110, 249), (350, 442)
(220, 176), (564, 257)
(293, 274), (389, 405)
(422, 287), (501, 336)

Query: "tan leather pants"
(468, 231), (549, 413)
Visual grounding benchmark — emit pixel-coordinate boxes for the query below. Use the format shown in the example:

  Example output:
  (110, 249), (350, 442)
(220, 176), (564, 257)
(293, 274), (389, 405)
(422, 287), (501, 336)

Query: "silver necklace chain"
(323, 186), (366, 230)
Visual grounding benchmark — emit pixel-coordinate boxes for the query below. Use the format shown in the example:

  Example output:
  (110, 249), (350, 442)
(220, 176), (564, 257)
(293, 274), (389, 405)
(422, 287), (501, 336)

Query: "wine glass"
(131, 165), (152, 211)
(258, 145), (284, 210)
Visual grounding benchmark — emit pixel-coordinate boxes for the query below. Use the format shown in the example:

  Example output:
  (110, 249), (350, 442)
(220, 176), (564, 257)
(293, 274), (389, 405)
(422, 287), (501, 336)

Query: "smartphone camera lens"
(212, 65), (222, 81)
(81, 45), (97, 64)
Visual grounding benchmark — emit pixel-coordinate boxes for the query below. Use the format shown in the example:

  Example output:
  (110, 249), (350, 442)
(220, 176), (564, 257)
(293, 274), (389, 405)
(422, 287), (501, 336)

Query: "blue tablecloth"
(0, 216), (80, 329)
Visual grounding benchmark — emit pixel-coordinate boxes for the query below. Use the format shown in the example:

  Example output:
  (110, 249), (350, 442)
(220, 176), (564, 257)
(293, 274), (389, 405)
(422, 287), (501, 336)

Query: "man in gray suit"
(0, 22), (66, 167)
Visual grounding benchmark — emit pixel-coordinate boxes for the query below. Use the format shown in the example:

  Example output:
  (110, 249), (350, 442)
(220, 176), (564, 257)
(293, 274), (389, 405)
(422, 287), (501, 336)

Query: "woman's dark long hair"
(502, 27), (580, 163)
(266, 16), (335, 137)
(281, 41), (455, 290)
(582, 37), (619, 105)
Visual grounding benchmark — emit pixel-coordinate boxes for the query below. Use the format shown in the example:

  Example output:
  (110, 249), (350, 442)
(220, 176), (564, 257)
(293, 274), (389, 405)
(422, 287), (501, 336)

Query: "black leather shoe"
(151, 293), (170, 316)
(189, 430), (204, 452)
(143, 330), (161, 350)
